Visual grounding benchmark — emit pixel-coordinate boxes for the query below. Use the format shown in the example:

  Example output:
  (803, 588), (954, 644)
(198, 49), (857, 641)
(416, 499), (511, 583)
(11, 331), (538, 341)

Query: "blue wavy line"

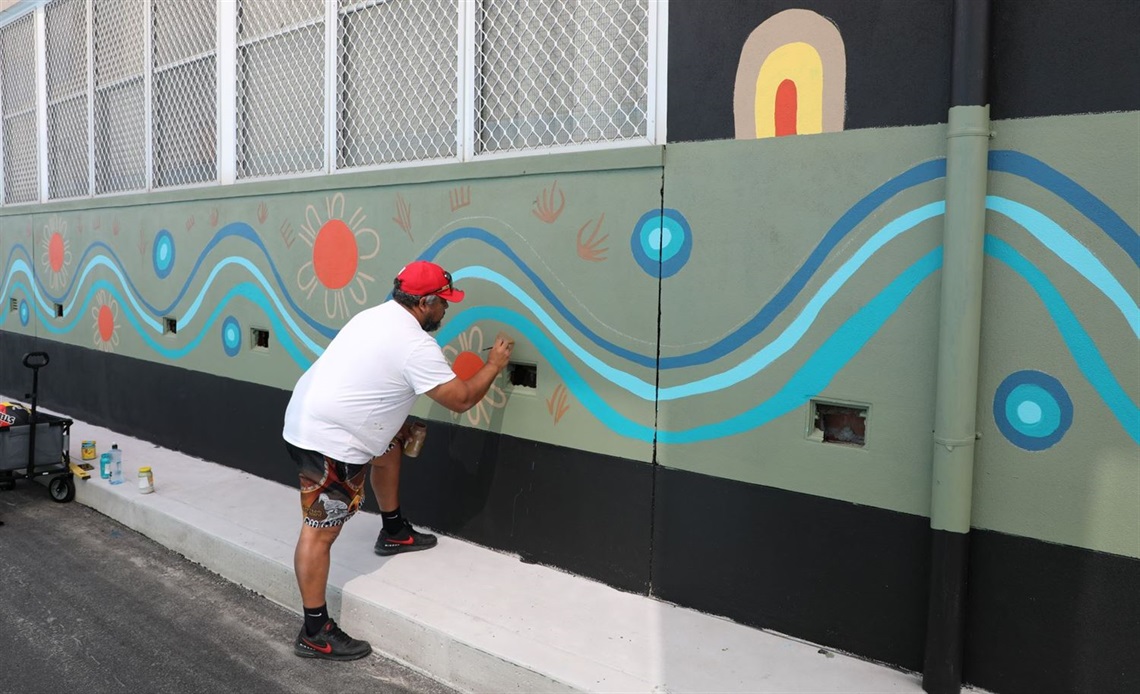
(421, 159), (949, 370)
(446, 202), (946, 401)
(15, 276), (312, 369)
(989, 150), (1139, 265)
(437, 250), (944, 443)
(2, 223), (338, 339)
(985, 236), (1139, 444)
(988, 196), (1139, 337)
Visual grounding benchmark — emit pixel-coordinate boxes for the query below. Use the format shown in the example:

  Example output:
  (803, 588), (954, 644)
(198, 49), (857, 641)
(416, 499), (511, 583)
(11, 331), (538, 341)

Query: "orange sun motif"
(40, 217), (73, 290)
(91, 289), (120, 352)
(296, 193), (381, 320)
(442, 326), (508, 427)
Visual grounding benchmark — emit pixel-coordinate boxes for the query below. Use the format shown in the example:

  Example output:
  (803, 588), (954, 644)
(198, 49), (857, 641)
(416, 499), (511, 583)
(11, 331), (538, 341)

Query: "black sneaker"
(374, 520), (438, 556)
(294, 619), (372, 661)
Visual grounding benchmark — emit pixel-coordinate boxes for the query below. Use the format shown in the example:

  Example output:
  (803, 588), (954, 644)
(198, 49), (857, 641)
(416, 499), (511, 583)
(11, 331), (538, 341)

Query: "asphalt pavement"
(0, 479), (457, 694)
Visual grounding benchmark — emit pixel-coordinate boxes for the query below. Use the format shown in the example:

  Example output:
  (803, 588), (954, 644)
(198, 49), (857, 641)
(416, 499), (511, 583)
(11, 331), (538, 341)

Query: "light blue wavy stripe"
(987, 196), (1139, 337)
(985, 236), (1139, 444)
(0, 259), (50, 314)
(64, 256), (163, 332)
(179, 257), (324, 357)
(449, 267), (657, 399)
(11, 278), (312, 370)
(662, 202), (945, 399)
(3, 251), (324, 357)
(449, 202), (946, 402)
(438, 250), (943, 443)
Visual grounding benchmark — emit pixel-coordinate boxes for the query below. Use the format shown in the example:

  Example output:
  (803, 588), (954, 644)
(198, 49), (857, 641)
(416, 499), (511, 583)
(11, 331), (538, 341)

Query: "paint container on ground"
(81, 441), (96, 461)
(99, 452), (111, 479)
(403, 422), (428, 458)
(137, 466), (154, 494)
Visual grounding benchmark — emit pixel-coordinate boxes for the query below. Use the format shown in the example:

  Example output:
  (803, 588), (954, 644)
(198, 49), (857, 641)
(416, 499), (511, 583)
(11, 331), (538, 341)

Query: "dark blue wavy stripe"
(989, 150), (1139, 266)
(419, 159), (949, 369)
(10, 222), (337, 339)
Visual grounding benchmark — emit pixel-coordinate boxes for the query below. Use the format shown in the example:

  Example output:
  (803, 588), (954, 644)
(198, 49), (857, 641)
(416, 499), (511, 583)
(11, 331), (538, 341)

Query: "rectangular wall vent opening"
(8, 298), (16, 312)
(810, 400), (868, 447)
(508, 362), (537, 389)
(251, 327), (270, 350)
(163, 317), (178, 335)
(54, 303), (64, 318)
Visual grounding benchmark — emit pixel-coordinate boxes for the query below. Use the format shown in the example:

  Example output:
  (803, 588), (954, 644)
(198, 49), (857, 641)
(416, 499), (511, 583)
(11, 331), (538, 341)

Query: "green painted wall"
(2, 112), (1136, 558)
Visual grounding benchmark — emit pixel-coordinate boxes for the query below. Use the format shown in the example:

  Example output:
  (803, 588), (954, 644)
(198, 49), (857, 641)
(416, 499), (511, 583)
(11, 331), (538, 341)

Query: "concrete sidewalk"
(22, 403), (968, 693)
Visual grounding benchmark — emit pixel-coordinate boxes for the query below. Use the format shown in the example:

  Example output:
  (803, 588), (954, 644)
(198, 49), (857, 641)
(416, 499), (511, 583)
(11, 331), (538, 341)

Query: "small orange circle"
(97, 305), (114, 342)
(312, 219), (358, 289)
(49, 233), (65, 272)
(452, 351), (484, 381)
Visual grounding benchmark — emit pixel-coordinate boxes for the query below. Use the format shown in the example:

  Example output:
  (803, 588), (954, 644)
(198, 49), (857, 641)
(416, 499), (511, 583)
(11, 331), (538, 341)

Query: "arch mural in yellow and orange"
(734, 9), (846, 139)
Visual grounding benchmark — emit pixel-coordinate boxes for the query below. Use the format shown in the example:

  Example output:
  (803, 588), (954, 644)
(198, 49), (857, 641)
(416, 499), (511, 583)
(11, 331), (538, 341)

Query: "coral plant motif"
(257, 202), (268, 224)
(532, 180), (565, 223)
(442, 326), (509, 427)
(41, 217), (72, 290)
(546, 383), (571, 424)
(449, 185), (472, 212)
(393, 193), (413, 240)
(297, 193), (380, 320)
(209, 208), (219, 227)
(137, 229), (148, 258)
(576, 213), (609, 262)
(184, 216), (194, 232)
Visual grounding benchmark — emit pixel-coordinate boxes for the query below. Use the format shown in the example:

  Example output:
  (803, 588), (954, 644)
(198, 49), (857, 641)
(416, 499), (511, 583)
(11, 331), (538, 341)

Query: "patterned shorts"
(285, 441), (369, 529)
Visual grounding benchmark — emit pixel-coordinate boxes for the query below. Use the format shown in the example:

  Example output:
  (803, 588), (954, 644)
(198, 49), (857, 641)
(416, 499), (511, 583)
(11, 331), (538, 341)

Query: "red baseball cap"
(395, 261), (465, 302)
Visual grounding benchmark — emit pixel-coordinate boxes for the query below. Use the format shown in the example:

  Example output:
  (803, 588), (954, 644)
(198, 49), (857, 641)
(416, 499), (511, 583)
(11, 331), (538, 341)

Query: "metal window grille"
(45, 0), (90, 199)
(336, 0), (460, 168)
(1, 13), (38, 203)
(1, 0), (658, 205)
(236, 0), (325, 179)
(474, 0), (649, 154)
(152, 0), (216, 187)
(93, 0), (146, 194)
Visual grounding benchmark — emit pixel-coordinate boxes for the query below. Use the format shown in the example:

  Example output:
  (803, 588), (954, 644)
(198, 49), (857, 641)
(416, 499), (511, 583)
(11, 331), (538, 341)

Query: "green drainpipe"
(924, 1), (991, 693)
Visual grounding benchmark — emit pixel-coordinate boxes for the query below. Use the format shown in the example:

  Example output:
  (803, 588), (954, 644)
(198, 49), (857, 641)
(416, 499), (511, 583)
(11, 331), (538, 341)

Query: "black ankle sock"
(303, 604), (329, 636)
(381, 507), (404, 534)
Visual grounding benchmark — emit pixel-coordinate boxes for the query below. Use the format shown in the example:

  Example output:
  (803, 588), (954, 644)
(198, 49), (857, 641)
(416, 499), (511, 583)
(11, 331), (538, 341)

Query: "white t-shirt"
(282, 301), (457, 464)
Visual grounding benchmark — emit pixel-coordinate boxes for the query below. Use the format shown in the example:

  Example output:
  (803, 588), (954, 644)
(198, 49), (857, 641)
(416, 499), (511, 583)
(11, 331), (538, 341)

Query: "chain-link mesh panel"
(475, 0), (648, 154)
(94, 0), (145, 194)
(1, 13), (38, 203)
(236, 0), (325, 178)
(46, 0), (90, 199)
(153, 0), (216, 187)
(336, 0), (459, 168)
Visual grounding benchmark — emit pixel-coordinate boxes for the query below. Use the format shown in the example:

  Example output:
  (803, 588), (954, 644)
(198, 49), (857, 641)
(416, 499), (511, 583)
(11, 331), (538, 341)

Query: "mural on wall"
(734, 9), (846, 139)
(1, 153), (1135, 451)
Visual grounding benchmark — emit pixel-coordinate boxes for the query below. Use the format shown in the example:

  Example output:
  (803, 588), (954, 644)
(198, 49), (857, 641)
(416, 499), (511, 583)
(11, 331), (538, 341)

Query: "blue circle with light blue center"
(19, 300), (29, 326)
(221, 316), (242, 357)
(631, 208), (692, 278)
(153, 229), (175, 279)
(993, 370), (1072, 450)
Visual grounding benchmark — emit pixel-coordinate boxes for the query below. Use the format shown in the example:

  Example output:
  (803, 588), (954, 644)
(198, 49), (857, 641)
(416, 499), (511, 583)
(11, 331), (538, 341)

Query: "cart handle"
(22, 351), (49, 369)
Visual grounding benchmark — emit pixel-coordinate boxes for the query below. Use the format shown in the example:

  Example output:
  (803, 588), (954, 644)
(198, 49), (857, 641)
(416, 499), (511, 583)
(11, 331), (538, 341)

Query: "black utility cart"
(0, 352), (75, 502)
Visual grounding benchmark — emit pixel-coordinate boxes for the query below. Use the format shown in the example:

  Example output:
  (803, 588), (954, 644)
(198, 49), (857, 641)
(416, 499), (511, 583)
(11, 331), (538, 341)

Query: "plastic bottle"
(99, 452), (111, 479)
(109, 443), (124, 485)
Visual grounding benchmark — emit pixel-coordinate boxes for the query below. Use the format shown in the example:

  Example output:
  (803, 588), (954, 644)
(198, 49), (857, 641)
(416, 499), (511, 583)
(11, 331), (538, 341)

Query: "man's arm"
(425, 335), (513, 413)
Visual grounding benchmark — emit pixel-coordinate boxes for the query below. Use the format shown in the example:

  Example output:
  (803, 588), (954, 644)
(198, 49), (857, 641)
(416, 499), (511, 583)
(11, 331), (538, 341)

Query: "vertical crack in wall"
(647, 145), (666, 595)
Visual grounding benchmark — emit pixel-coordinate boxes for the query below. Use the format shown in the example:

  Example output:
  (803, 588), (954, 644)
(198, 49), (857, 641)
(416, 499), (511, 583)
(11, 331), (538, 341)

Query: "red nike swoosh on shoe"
(302, 638), (333, 654)
(387, 536), (416, 545)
